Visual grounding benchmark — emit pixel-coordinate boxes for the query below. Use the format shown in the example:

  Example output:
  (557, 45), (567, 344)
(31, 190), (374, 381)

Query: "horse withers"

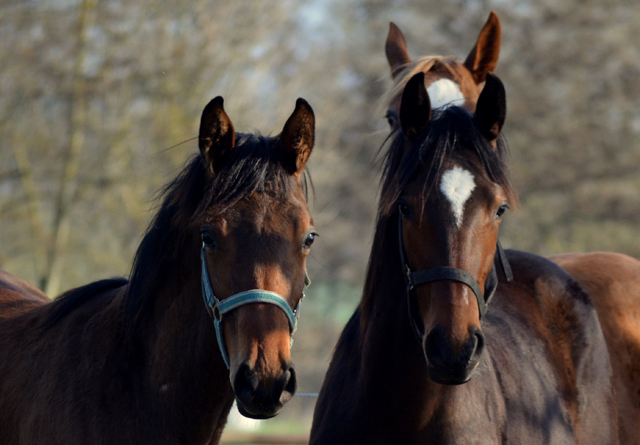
(0, 97), (317, 444)
(310, 74), (618, 444)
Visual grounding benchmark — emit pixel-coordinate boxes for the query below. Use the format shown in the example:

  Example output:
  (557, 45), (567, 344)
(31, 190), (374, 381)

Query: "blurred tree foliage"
(3, 0), (640, 299)
(2, 0), (640, 433)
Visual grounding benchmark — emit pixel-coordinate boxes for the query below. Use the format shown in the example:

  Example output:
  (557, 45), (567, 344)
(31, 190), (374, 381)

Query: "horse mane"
(124, 133), (310, 328)
(44, 278), (128, 330)
(380, 56), (476, 111)
(360, 106), (517, 329)
(43, 133), (309, 331)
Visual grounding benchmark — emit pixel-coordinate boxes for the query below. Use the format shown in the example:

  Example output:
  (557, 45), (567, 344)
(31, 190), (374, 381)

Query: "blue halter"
(200, 244), (307, 369)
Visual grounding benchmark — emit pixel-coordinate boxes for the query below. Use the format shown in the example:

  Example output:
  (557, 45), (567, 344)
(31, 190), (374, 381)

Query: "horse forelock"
(197, 134), (311, 220)
(379, 106), (516, 218)
(123, 133), (309, 329)
(379, 56), (477, 115)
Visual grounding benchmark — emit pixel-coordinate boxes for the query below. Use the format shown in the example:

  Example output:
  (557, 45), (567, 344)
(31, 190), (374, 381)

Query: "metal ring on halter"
(397, 211), (512, 341)
(200, 244), (308, 369)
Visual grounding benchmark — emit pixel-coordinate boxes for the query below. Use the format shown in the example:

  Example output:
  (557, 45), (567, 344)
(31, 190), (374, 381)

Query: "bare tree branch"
(43, 0), (98, 296)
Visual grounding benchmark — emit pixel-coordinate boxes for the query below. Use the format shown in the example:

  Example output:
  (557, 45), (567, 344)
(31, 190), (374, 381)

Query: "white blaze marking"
(440, 166), (476, 228)
(426, 79), (465, 109)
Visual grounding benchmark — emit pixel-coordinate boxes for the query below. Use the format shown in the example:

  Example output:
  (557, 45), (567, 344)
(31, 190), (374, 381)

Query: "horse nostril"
(425, 325), (484, 369)
(233, 362), (258, 403)
(285, 366), (297, 394)
(470, 326), (485, 359)
(425, 326), (447, 368)
(278, 366), (297, 405)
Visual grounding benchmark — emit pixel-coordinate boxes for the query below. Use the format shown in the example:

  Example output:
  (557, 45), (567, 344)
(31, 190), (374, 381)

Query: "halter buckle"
(404, 264), (414, 290)
(212, 300), (222, 321)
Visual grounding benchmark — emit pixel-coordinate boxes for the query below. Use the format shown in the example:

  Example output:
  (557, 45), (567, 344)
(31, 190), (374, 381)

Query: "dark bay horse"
(0, 97), (318, 444)
(310, 74), (618, 444)
(385, 15), (640, 443)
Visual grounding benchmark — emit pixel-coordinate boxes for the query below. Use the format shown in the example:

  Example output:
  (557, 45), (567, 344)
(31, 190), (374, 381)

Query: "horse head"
(197, 97), (316, 418)
(384, 11), (501, 125)
(388, 72), (515, 384)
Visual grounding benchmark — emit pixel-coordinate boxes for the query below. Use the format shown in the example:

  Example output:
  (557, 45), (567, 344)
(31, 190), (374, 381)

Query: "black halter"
(398, 212), (513, 341)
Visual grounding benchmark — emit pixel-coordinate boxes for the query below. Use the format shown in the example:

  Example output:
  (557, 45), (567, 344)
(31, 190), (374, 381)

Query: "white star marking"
(440, 166), (476, 228)
(426, 79), (465, 109)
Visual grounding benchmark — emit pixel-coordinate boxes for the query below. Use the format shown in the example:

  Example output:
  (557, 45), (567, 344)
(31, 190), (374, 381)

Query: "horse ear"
(400, 72), (431, 142)
(281, 98), (315, 175)
(473, 73), (506, 143)
(386, 22), (412, 79)
(199, 96), (235, 174)
(463, 11), (501, 84)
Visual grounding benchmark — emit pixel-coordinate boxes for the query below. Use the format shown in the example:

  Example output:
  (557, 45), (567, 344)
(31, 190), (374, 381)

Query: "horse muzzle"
(424, 325), (485, 385)
(232, 361), (297, 419)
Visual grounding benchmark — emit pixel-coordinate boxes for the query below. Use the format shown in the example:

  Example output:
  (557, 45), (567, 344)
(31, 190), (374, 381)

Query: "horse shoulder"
(0, 283), (131, 444)
(501, 250), (619, 444)
(0, 272), (50, 436)
(551, 251), (640, 444)
(0, 273), (50, 443)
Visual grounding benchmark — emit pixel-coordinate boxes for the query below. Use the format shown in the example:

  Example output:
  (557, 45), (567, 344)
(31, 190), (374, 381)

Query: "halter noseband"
(200, 244), (308, 369)
(398, 212), (512, 341)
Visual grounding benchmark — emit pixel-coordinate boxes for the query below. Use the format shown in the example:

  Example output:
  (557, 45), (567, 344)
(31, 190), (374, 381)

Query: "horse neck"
(359, 267), (438, 426)
(123, 238), (233, 432)
(357, 215), (434, 423)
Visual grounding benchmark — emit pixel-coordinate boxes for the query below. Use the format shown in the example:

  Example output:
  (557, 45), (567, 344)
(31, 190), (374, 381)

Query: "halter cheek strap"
(200, 245), (307, 369)
(398, 212), (512, 340)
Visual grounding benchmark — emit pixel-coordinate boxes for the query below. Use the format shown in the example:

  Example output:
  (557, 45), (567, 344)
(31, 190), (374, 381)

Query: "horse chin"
(427, 364), (477, 386)
(235, 398), (282, 420)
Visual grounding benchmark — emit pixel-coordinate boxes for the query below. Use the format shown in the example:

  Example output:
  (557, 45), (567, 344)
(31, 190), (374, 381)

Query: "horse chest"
(482, 309), (578, 445)
(408, 372), (505, 445)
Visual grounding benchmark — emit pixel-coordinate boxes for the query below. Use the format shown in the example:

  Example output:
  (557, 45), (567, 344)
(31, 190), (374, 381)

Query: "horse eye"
(495, 204), (509, 220)
(386, 111), (398, 128)
(398, 201), (413, 218)
(303, 232), (318, 250)
(201, 230), (217, 248)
